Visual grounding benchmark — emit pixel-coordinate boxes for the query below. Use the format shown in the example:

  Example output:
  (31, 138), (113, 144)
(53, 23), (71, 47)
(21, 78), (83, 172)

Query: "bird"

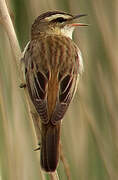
(21, 11), (87, 172)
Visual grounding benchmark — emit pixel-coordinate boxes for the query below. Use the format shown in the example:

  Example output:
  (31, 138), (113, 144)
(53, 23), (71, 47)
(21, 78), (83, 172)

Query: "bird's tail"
(40, 122), (61, 172)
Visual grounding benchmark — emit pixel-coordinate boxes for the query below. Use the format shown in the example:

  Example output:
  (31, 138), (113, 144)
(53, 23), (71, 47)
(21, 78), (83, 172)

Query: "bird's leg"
(19, 83), (26, 88)
(34, 142), (41, 151)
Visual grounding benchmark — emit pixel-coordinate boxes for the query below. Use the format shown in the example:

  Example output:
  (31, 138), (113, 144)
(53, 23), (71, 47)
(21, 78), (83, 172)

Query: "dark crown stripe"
(35, 11), (73, 21)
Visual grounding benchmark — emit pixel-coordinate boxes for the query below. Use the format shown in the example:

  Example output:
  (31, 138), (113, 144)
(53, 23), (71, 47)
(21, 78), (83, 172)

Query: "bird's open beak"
(70, 14), (88, 27)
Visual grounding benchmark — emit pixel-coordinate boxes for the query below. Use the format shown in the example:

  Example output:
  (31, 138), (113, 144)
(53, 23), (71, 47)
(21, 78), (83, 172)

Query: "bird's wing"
(23, 36), (82, 125)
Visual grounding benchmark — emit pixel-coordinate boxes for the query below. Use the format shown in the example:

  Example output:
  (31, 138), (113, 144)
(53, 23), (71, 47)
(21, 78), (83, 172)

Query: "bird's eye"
(52, 17), (67, 23)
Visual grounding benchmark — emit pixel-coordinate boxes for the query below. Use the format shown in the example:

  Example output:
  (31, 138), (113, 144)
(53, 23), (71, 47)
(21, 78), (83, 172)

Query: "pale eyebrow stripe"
(45, 14), (71, 21)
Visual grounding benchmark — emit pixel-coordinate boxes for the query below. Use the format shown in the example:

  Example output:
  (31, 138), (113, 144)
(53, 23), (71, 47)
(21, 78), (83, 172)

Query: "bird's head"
(31, 11), (87, 39)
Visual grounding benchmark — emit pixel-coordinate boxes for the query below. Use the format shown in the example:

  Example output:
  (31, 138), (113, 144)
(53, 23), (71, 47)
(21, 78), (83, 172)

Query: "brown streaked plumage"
(22, 11), (87, 172)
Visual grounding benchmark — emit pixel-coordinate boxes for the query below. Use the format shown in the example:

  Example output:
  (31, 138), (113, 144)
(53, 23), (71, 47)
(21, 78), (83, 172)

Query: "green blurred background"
(0, 0), (118, 179)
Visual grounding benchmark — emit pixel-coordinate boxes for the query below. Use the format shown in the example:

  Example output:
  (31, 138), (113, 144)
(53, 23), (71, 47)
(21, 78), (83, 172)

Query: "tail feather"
(40, 122), (61, 172)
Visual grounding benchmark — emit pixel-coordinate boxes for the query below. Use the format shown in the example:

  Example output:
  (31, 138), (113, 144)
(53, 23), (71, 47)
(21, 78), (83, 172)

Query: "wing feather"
(23, 36), (83, 125)
(26, 69), (49, 124)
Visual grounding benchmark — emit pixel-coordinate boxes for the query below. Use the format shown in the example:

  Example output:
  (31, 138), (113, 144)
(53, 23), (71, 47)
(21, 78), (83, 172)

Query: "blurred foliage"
(0, 0), (118, 179)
